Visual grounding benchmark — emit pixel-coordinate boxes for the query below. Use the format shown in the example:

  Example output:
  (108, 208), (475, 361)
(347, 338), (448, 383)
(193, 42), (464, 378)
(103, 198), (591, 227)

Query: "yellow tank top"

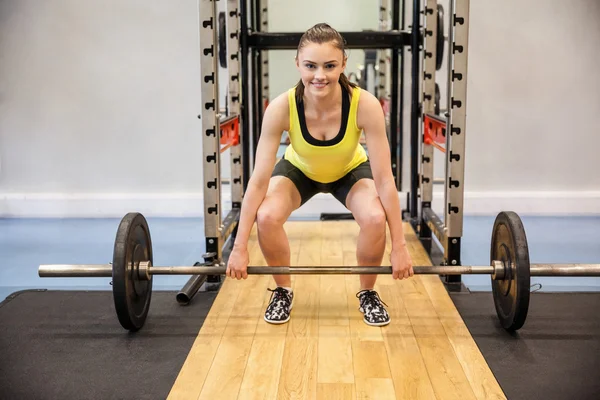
(284, 85), (367, 183)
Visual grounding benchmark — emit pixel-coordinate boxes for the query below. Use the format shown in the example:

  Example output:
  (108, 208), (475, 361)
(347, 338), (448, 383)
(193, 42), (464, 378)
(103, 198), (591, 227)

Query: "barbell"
(38, 212), (600, 332)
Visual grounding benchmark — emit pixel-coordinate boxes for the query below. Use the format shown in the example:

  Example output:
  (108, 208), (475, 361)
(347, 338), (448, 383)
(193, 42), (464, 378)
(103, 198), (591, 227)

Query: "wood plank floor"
(168, 221), (506, 400)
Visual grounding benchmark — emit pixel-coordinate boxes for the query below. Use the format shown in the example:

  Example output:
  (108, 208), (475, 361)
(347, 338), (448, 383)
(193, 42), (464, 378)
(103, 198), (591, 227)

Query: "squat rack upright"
(192, 0), (471, 297)
(417, 0), (470, 288)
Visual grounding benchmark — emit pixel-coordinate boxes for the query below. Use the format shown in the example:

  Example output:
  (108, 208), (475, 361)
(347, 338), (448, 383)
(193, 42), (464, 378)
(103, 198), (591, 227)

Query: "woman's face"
(296, 41), (346, 98)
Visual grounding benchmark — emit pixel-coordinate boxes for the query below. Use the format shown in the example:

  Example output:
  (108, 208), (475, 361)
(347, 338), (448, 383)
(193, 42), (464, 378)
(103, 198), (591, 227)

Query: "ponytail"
(338, 72), (357, 96)
(295, 79), (305, 103)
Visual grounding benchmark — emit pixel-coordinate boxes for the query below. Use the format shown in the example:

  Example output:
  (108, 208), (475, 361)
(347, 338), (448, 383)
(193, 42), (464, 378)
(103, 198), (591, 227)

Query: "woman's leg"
(344, 178), (387, 290)
(344, 178), (391, 326)
(256, 175), (302, 287)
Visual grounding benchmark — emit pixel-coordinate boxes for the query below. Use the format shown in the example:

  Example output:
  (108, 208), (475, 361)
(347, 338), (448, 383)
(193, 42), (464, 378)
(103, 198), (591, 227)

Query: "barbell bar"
(36, 211), (600, 333)
(38, 263), (600, 278)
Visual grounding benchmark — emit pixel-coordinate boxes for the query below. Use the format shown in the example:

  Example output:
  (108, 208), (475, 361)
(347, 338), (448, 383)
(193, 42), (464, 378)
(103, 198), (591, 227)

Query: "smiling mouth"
(312, 82), (328, 88)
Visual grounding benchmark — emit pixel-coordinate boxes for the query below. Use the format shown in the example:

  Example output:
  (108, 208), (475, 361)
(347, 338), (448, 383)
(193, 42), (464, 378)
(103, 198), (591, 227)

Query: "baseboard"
(441, 191), (600, 217)
(1, 190), (599, 218)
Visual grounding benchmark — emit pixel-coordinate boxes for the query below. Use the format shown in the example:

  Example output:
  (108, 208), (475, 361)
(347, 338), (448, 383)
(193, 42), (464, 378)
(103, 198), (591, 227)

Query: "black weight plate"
(435, 83), (440, 115)
(219, 12), (227, 68)
(490, 211), (530, 331)
(112, 212), (153, 331)
(436, 4), (444, 71)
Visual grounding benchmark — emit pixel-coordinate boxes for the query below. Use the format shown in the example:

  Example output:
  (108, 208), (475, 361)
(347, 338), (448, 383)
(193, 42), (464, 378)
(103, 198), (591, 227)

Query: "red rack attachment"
(220, 115), (240, 153)
(423, 113), (446, 153)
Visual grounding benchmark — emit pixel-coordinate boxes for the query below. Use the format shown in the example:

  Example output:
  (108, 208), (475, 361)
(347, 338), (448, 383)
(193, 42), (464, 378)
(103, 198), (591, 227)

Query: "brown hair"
(295, 23), (356, 102)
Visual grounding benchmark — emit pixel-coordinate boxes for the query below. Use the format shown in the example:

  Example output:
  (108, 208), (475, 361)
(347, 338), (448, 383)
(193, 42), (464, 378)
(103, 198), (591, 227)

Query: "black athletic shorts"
(271, 157), (374, 207)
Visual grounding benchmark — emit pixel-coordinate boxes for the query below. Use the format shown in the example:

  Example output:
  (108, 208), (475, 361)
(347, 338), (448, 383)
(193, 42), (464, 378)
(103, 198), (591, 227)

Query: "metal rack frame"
(418, 0), (471, 286)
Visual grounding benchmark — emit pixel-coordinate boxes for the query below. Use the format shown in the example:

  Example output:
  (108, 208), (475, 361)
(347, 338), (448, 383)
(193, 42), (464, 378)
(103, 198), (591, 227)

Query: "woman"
(226, 23), (413, 326)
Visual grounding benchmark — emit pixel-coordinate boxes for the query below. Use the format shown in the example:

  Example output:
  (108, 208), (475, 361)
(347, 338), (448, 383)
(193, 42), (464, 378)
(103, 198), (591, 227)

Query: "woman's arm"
(357, 89), (407, 249)
(232, 92), (289, 249)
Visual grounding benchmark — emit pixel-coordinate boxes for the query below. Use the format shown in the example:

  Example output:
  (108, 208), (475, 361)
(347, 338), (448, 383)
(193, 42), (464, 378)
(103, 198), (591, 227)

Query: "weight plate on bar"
(436, 4), (444, 71)
(112, 212), (153, 331)
(490, 211), (530, 331)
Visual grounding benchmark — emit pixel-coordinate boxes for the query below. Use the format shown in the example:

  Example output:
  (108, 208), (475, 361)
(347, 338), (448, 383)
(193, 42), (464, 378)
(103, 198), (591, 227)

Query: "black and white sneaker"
(357, 289), (390, 326)
(264, 287), (294, 324)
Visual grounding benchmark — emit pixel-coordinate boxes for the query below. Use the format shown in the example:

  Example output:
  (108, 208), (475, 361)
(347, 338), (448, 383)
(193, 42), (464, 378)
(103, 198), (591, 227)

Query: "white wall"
(460, 0), (600, 191)
(0, 0), (599, 217)
(406, 0), (600, 217)
(0, 1), (203, 201)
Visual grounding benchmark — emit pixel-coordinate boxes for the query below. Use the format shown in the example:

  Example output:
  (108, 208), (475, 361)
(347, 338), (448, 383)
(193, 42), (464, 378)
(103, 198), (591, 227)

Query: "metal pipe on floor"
(176, 265), (208, 305)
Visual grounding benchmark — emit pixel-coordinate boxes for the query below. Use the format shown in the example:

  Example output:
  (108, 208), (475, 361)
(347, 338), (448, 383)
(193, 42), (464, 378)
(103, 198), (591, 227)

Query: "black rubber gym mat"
(450, 291), (600, 400)
(3, 290), (599, 399)
(0, 289), (217, 400)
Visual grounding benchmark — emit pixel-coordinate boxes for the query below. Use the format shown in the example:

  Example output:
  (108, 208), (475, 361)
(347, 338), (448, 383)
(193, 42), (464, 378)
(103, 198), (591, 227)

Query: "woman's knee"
(256, 200), (289, 230)
(356, 205), (387, 233)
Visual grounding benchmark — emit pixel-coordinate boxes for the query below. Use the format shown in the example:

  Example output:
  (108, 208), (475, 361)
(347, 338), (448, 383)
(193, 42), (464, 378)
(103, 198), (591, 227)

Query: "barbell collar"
(491, 260), (505, 280)
(138, 261), (151, 281)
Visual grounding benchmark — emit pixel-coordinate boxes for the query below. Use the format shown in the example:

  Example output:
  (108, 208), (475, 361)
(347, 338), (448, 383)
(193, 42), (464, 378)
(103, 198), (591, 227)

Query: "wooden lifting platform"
(167, 221), (506, 399)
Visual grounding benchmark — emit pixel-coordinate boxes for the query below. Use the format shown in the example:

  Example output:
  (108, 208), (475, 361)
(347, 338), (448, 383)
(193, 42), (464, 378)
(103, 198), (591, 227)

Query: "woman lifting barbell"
(226, 23), (414, 326)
